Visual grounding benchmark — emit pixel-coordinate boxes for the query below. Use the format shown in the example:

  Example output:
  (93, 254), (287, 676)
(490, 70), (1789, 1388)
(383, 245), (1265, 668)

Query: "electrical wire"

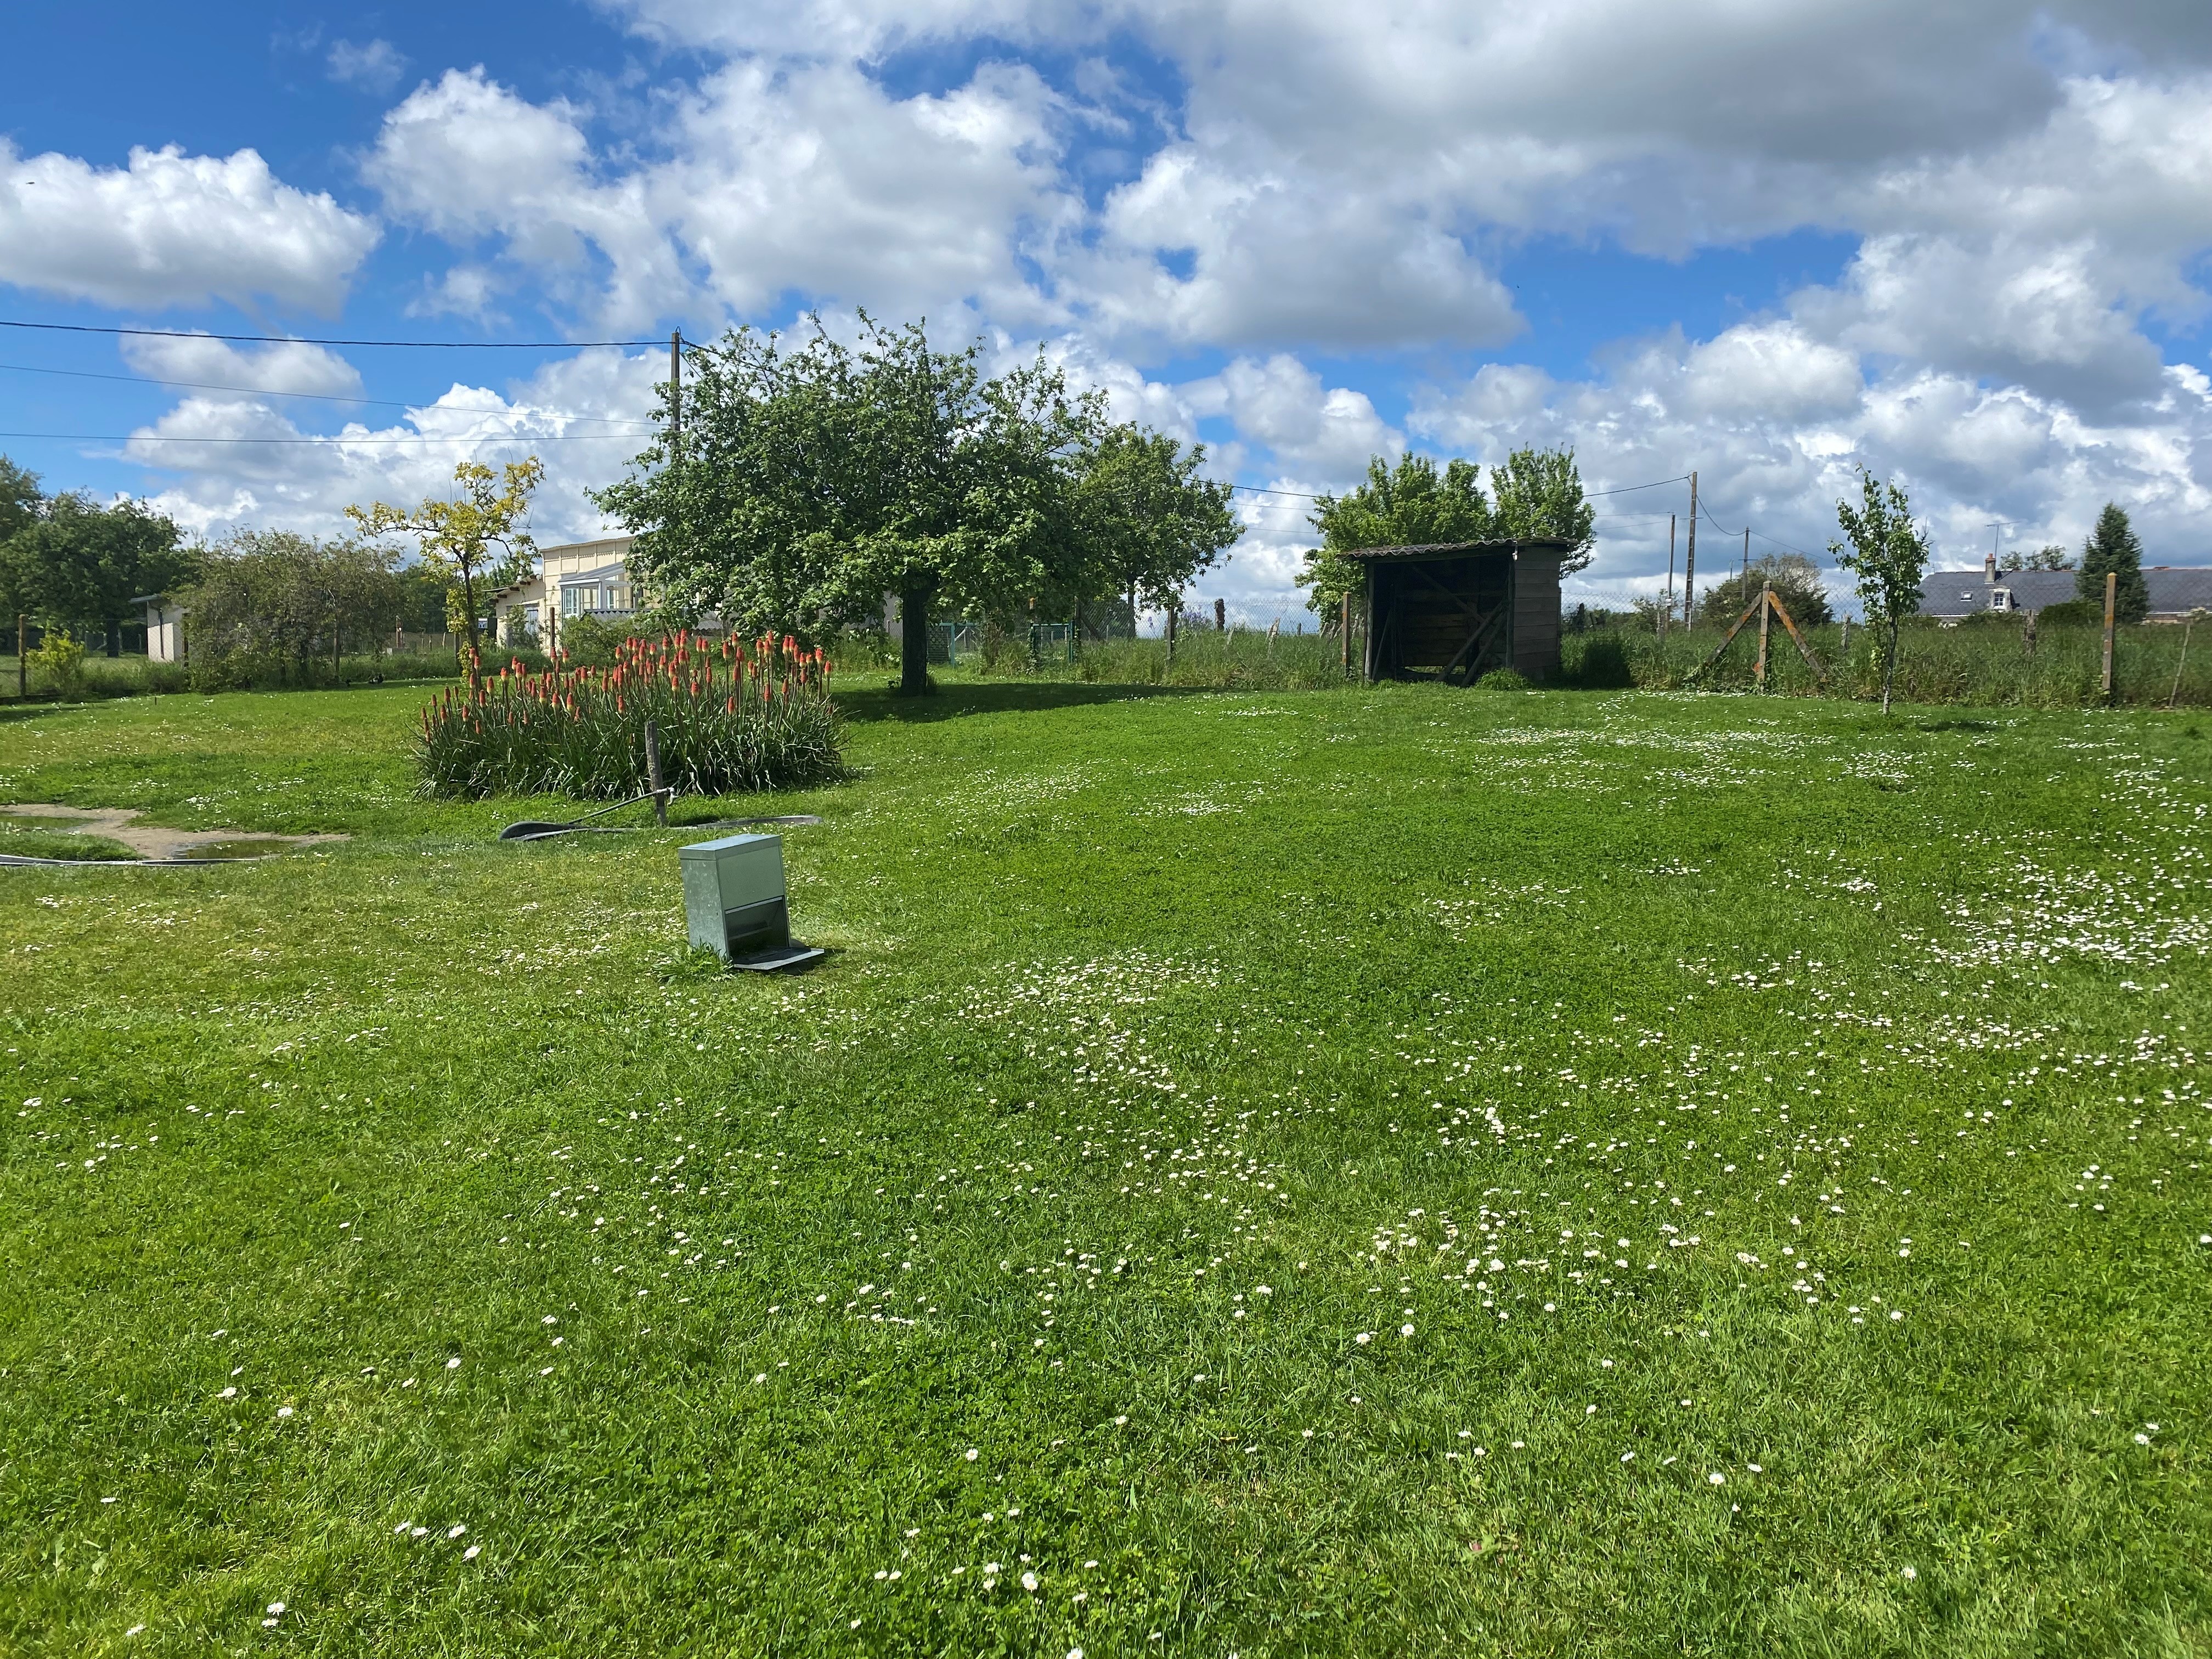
(0, 431), (639, 445)
(1587, 473), (1692, 497)
(0, 319), (662, 348)
(1697, 495), (1821, 560)
(0, 361), (657, 428)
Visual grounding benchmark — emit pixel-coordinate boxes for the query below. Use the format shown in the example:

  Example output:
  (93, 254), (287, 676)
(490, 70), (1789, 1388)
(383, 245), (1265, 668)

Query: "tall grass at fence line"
(1053, 627), (1351, 690)
(1592, 619), (2212, 707)
(1, 649), (463, 702)
(416, 631), (844, 800)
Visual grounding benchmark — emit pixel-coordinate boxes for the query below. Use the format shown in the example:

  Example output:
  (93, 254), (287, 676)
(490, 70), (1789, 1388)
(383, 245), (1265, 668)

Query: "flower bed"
(419, 632), (843, 798)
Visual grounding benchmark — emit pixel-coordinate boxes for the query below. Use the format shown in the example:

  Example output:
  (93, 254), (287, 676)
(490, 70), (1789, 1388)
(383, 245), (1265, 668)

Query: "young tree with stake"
(1829, 468), (1929, 714)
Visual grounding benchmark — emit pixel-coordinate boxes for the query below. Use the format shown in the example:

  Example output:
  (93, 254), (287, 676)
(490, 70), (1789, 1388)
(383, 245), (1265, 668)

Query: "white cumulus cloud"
(0, 142), (377, 312)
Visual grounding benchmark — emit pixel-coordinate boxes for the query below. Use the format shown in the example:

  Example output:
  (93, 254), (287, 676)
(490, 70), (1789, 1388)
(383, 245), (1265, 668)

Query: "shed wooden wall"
(1511, 557), (1561, 680)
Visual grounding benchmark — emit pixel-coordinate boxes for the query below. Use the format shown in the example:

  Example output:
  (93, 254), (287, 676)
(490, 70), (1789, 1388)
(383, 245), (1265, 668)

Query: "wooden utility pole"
(1741, 527), (1750, 591)
(2102, 570), (2118, 702)
(1755, 582), (1772, 688)
(1683, 472), (1698, 627)
(670, 331), (683, 450)
(1661, 515), (1675, 637)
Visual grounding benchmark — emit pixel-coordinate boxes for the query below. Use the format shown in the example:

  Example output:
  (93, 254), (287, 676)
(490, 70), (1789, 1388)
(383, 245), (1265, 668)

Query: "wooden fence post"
(645, 719), (668, 825)
(15, 613), (24, 699)
(2102, 571), (2117, 702)
(1341, 592), (1350, 673)
(1755, 583), (1771, 689)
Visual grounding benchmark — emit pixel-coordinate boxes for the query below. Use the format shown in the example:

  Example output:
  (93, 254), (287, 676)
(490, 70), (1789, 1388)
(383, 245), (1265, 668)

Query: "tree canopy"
(1489, 446), (1597, 572)
(2076, 503), (2148, 623)
(0, 478), (194, 653)
(596, 314), (1237, 693)
(182, 531), (406, 687)
(1696, 551), (1833, 628)
(348, 459), (544, 672)
(1297, 447), (1593, 620)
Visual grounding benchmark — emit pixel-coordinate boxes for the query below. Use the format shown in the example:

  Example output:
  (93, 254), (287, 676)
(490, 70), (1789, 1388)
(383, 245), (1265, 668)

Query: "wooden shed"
(1346, 539), (1571, 684)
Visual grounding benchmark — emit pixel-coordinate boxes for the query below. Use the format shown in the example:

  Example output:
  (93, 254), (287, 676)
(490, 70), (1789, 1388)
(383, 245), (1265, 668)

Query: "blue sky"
(5, 0), (2211, 620)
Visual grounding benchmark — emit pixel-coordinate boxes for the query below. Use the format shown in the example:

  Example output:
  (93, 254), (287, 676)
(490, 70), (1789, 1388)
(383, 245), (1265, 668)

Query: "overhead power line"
(0, 319), (662, 349)
(1697, 495), (1820, 560)
(0, 430), (637, 446)
(1586, 473), (1692, 498)
(0, 361), (656, 428)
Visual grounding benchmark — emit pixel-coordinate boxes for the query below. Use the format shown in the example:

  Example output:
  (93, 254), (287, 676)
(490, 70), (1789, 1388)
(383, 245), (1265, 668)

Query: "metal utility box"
(680, 833), (805, 966)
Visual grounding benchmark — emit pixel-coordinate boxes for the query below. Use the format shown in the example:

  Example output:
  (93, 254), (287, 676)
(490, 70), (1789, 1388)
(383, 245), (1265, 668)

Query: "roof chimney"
(1984, 549), (1997, 582)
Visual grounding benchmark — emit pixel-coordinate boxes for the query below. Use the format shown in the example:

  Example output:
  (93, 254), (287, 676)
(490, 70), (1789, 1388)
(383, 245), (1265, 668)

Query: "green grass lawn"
(2, 681), (2208, 1657)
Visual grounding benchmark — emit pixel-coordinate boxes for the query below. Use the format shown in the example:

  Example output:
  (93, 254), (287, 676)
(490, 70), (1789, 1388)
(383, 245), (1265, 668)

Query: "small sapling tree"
(349, 458), (544, 679)
(1829, 468), (1929, 714)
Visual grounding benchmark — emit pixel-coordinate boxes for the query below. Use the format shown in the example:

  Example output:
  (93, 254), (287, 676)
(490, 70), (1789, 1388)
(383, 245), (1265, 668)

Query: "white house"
(492, 535), (639, 650)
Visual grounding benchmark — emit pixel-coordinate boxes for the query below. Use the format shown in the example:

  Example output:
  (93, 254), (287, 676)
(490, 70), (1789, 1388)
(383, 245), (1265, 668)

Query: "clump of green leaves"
(1696, 552), (1834, 628)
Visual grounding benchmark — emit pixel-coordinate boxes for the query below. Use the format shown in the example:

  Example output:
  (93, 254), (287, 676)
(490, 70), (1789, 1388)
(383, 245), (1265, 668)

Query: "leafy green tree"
(1060, 425), (1239, 637)
(1298, 454), (1492, 621)
(348, 458), (544, 675)
(0, 492), (193, 655)
(181, 531), (405, 685)
(0, 455), (42, 545)
(2001, 544), (2071, 572)
(1489, 446), (1596, 573)
(2076, 503), (2148, 623)
(1829, 469), (1930, 714)
(600, 314), (1172, 696)
(1695, 552), (1834, 628)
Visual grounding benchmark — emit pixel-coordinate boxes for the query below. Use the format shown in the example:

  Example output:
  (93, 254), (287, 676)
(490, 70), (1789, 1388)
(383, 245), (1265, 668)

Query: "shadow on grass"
(834, 680), (1213, 725)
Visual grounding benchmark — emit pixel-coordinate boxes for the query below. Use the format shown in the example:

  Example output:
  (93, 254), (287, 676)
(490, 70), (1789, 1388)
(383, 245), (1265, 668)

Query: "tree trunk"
(106, 617), (121, 658)
(459, 568), (481, 685)
(1882, 616), (1898, 714)
(899, 578), (934, 696)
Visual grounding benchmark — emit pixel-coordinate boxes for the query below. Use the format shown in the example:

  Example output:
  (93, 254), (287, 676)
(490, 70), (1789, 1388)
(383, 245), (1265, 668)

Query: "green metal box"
(680, 833), (789, 960)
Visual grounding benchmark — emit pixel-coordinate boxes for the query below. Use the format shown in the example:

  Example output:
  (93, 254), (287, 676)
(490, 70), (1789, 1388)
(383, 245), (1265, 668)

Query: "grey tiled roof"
(1918, 566), (2212, 618)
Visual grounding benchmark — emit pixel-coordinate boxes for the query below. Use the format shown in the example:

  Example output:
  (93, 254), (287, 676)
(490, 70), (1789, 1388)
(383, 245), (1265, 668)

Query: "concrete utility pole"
(1742, 528), (1750, 590)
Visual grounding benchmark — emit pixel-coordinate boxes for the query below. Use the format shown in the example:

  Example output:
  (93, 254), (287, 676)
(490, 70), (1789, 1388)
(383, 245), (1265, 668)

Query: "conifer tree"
(2076, 503), (2149, 624)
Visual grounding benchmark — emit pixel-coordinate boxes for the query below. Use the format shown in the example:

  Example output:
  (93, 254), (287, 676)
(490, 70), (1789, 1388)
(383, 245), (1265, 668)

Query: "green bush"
(25, 629), (87, 697)
(1474, 667), (1532, 691)
(2034, 600), (2100, 628)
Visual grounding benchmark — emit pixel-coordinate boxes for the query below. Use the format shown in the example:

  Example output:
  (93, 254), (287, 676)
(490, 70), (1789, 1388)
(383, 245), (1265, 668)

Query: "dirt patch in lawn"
(0, 805), (347, 861)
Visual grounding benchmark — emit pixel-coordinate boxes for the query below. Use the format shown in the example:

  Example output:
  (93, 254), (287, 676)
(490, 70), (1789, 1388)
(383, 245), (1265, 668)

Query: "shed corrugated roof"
(1335, 538), (1574, 561)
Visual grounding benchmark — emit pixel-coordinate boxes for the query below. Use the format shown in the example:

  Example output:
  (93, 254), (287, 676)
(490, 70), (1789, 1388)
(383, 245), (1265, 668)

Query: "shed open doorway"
(1346, 538), (1572, 684)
